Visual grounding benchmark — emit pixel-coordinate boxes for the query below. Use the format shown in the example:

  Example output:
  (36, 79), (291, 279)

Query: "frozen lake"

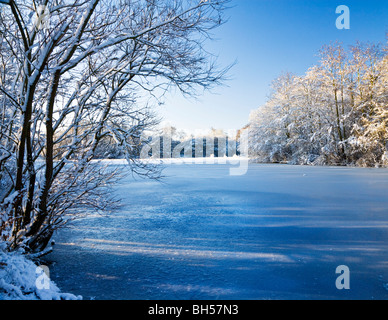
(44, 162), (388, 300)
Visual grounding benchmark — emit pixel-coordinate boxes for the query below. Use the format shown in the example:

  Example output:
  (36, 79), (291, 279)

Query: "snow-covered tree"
(249, 40), (388, 167)
(346, 42), (388, 166)
(0, 0), (230, 253)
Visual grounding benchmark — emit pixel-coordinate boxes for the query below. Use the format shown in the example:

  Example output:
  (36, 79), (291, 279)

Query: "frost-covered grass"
(0, 244), (81, 300)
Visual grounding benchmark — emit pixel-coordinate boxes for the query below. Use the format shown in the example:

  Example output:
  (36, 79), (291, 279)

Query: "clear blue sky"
(158, 0), (388, 133)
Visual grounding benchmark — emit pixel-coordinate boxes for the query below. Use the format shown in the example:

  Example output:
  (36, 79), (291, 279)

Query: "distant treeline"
(93, 127), (241, 159)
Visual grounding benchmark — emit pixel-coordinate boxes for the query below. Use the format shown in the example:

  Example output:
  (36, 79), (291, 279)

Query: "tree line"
(249, 40), (388, 167)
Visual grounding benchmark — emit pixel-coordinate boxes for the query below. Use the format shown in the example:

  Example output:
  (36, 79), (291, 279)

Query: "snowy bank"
(0, 245), (81, 300)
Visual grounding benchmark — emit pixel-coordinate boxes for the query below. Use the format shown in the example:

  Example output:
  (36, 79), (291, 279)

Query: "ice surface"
(44, 162), (388, 300)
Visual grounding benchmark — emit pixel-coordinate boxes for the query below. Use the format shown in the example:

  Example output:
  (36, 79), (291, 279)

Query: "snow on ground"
(0, 243), (81, 300)
(38, 162), (388, 299)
